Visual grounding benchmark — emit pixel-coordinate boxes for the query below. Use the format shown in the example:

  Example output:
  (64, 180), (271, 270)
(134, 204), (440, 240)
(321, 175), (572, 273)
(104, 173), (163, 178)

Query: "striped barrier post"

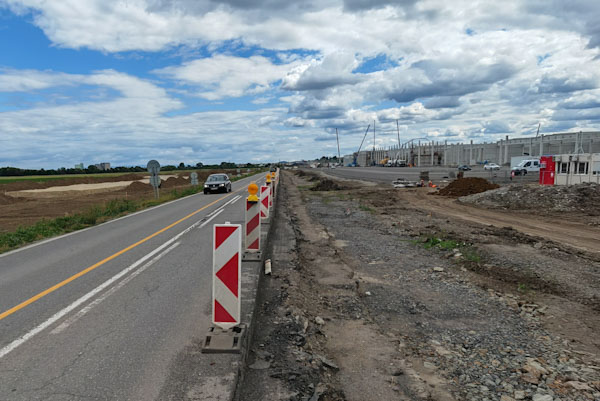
(260, 185), (270, 220)
(212, 223), (241, 330)
(245, 183), (260, 252)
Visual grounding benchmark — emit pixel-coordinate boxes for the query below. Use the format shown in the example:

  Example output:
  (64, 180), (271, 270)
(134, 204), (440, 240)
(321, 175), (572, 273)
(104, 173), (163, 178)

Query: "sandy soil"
(5, 174), (184, 197)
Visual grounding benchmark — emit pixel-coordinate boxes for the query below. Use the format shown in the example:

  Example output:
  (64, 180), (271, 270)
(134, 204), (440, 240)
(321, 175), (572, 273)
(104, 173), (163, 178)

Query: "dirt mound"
(126, 181), (153, 193)
(438, 177), (499, 197)
(460, 182), (600, 215)
(310, 178), (345, 191)
(0, 193), (25, 205)
(161, 176), (189, 189)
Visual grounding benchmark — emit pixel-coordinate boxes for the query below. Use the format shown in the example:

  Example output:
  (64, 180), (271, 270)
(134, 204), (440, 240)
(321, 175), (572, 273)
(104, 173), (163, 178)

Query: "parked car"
(203, 174), (231, 194)
(511, 159), (540, 175)
(458, 165), (472, 171)
(484, 163), (501, 170)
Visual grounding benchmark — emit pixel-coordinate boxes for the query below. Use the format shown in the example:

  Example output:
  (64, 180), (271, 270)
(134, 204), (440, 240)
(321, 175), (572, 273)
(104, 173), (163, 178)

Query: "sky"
(1, 1), (600, 168)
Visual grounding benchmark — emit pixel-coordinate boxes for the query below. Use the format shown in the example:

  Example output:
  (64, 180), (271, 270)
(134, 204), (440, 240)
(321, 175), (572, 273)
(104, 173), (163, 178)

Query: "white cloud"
(155, 55), (298, 99)
(3, 0), (600, 165)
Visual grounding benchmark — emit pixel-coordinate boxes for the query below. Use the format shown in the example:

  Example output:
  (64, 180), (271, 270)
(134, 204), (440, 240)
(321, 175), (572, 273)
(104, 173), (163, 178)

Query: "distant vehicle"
(484, 163), (501, 170)
(203, 174), (231, 194)
(511, 159), (540, 175)
(270, 166), (277, 172)
(458, 165), (472, 171)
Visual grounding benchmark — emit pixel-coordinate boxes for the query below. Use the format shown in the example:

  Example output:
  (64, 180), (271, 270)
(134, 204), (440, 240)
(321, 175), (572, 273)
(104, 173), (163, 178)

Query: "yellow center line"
(0, 186), (247, 322)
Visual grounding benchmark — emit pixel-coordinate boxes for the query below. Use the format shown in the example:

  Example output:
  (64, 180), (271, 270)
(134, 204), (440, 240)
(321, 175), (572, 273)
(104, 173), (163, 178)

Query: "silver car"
(203, 174), (232, 194)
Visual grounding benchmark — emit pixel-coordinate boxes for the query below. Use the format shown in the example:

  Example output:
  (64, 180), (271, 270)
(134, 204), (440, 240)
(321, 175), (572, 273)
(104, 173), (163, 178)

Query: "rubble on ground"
(438, 177), (500, 197)
(459, 182), (600, 215)
(310, 178), (345, 191)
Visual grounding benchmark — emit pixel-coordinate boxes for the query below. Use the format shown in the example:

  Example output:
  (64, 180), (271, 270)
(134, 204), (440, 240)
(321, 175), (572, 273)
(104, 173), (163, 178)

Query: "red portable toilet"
(539, 156), (555, 185)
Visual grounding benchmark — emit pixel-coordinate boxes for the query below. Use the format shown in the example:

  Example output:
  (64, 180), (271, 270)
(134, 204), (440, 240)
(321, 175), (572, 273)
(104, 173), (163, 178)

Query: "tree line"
(0, 162), (259, 177)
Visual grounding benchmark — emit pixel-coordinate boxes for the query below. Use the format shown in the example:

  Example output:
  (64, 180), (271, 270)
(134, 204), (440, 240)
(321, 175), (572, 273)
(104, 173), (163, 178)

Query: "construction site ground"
(0, 170), (232, 233)
(240, 170), (600, 401)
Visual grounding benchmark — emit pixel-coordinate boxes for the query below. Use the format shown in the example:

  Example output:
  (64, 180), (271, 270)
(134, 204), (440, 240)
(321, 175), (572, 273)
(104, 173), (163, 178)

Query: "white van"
(511, 159), (540, 175)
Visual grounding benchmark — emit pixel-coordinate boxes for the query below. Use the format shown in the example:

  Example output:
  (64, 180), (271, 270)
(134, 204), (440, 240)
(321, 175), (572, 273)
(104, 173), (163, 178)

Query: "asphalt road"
(0, 174), (262, 400)
(319, 166), (538, 185)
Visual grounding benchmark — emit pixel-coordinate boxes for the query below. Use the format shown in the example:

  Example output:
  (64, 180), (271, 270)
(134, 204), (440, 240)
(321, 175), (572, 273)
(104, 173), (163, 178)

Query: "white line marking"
(0, 209), (224, 359)
(51, 241), (181, 335)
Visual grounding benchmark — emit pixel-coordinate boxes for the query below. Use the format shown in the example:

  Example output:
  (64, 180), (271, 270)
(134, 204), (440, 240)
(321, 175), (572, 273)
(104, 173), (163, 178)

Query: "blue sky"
(1, 0), (600, 168)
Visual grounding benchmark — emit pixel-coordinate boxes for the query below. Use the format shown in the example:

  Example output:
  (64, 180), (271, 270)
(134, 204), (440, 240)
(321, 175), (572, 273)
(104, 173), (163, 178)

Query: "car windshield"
(207, 175), (226, 182)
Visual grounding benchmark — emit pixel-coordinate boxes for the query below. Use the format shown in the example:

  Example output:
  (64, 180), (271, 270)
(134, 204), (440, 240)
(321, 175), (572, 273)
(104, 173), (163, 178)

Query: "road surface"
(0, 174), (260, 400)
(320, 166), (537, 184)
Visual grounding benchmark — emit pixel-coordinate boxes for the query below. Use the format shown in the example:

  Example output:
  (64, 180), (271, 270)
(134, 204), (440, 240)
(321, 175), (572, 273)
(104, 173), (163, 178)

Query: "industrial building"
(344, 131), (600, 167)
(553, 153), (600, 185)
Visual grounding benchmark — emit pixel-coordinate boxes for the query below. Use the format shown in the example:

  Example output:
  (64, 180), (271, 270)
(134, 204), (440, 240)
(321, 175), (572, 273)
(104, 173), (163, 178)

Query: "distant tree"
(195, 162), (203, 168)
(219, 161), (236, 169)
(178, 162), (185, 170)
(86, 165), (100, 173)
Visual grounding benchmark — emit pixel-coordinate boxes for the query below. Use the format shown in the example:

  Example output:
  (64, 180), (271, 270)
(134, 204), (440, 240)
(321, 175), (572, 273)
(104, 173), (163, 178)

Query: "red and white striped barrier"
(213, 223), (241, 330)
(245, 198), (260, 252)
(260, 185), (270, 220)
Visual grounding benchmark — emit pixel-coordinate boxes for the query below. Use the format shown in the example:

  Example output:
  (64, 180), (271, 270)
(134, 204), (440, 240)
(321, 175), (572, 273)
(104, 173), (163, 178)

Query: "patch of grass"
(297, 184), (313, 191)
(358, 204), (375, 213)
(462, 248), (481, 263)
(517, 283), (528, 293)
(0, 170), (264, 254)
(420, 236), (461, 250)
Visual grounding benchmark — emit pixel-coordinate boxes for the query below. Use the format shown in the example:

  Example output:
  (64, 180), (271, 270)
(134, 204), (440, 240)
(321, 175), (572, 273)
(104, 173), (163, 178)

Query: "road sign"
(213, 224), (242, 330)
(149, 175), (161, 188)
(147, 160), (160, 175)
(190, 172), (198, 186)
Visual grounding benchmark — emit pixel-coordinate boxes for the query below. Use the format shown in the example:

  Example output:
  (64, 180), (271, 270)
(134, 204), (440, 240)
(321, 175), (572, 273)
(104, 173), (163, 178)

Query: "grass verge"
(0, 170), (264, 254)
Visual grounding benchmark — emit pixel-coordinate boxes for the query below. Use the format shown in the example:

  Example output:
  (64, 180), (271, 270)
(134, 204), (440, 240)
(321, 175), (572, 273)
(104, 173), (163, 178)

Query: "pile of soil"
(459, 182), (600, 215)
(438, 177), (500, 197)
(310, 178), (344, 191)
(0, 193), (24, 205)
(161, 176), (189, 189)
(126, 181), (153, 193)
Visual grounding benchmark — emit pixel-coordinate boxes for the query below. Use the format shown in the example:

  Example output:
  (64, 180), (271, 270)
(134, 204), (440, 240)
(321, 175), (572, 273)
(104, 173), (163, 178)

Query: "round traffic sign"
(147, 160), (160, 175)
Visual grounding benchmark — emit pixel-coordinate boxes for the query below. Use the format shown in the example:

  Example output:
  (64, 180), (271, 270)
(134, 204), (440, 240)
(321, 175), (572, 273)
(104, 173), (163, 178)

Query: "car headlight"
(219, 183), (224, 187)
(204, 183), (208, 187)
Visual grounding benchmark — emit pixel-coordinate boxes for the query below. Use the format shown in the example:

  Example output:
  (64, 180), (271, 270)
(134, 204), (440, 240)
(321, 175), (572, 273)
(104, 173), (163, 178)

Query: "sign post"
(190, 172), (198, 186)
(147, 160), (161, 199)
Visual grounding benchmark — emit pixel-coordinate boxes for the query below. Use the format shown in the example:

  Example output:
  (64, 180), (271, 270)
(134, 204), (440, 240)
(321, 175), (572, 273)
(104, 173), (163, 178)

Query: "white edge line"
(0, 209), (225, 359)
(0, 175), (258, 259)
(51, 241), (181, 335)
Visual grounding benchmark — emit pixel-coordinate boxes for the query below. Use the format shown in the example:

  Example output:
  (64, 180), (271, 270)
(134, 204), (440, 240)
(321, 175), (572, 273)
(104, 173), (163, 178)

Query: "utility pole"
(372, 120), (376, 165)
(396, 120), (401, 160)
(335, 128), (341, 162)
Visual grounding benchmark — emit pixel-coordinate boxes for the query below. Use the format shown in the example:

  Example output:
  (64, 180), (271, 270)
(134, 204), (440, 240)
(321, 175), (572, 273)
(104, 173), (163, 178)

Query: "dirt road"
(400, 189), (600, 255)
